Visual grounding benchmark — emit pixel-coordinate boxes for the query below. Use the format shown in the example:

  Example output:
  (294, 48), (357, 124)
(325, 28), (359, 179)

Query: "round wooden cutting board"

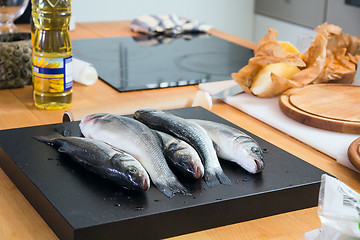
(348, 137), (360, 171)
(279, 84), (360, 134)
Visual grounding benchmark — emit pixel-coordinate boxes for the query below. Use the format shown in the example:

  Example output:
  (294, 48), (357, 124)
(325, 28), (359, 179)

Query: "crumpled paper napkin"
(130, 14), (212, 36)
(72, 58), (98, 86)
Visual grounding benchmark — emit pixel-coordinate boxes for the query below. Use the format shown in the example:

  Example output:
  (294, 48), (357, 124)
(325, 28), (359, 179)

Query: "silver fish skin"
(153, 130), (204, 179)
(34, 135), (150, 191)
(79, 113), (189, 198)
(134, 109), (231, 188)
(190, 119), (264, 174)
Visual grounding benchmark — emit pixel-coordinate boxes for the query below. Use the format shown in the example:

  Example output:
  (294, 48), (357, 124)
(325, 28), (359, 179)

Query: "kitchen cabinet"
(254, 0), (360, 44)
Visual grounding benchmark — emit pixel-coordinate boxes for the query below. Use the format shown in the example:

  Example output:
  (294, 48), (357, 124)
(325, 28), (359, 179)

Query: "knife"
(211, 84), (244, 99)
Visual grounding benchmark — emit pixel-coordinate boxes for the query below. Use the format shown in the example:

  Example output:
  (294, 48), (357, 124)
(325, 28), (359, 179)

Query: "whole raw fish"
(80, 113), (189, 198)
(34, 135), (150, 191)
(153, 130), (204, 179)
(190, 119), (264, 174)
(134, 109), (231, 188)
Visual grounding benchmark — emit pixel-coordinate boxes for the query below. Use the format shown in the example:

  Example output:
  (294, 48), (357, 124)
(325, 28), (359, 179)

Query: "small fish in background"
(153, 130), (204, 179)
(80, 113), (190, 198)
(33, 135), (150, 191)
(190, 119), (264, 174)
(133, 109), (231, 188)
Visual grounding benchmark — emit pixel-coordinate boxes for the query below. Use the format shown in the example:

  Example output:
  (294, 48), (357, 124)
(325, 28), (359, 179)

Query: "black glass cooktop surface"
(72, 35), (253, 92)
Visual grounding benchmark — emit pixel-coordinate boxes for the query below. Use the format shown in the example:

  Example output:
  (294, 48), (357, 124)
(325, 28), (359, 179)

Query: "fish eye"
(128, 167), (137, 174)
(251, 147), (261, 154)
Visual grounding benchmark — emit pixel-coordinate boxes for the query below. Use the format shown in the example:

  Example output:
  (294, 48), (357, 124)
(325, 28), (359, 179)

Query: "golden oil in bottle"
(32, 0), (72, 110)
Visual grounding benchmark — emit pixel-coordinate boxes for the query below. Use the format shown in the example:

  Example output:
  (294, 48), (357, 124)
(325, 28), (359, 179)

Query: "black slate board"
(0, 107), (326, 240)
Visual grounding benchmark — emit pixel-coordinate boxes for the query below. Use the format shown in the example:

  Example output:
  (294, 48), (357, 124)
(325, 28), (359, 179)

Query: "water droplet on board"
(114, 203), (121, 207)
(104, 196), (113, 201)
(263, 148), (268, 153)
(216, 198), (222, 201)
(154, 199), (160, 202)
(114, 191), (123, 197)
(56, 163), (61, 166)
(133, 207), (144, 211)
(242, 178), (250, 183)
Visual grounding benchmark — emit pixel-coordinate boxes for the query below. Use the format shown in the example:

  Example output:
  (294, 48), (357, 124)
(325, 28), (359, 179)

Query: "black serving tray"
(0, 107), (326, 240)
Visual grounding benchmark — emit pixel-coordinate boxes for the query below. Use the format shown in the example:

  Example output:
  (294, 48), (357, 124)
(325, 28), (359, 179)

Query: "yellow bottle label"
(33, 56), (72, 93)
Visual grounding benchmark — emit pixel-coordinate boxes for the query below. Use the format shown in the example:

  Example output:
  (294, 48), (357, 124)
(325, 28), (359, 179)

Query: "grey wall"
(72, 0), (255, 41)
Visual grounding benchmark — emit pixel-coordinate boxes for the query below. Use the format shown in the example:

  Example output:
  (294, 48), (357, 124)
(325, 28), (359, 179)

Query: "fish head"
(171, 151), (205, 179)
(111, 154), (150, 191)
(233, 140), (264, 174)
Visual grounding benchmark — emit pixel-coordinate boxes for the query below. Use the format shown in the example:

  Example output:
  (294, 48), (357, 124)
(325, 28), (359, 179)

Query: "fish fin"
(154, 180), (191, 198)
(203, 171), (221, 188)
(204, 168), (231, 188)
(171, 181), (192, 196)
(216, 169), (232, 185)
(33, 135), (51, 143)
(32, 135), (57, 144)
(155, 182), (176, 198)
(33, 133), (63, 143)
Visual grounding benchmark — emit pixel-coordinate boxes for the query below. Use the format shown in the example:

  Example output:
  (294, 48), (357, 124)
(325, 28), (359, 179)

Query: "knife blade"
(211, 84), (244, 99)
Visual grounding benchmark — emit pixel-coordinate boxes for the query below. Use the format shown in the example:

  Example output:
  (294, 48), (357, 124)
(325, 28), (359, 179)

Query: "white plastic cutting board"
(199, 79), (360, 173)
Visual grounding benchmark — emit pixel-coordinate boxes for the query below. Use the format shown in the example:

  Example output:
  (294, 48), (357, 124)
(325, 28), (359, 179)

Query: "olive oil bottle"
(32, 0), (72, 110)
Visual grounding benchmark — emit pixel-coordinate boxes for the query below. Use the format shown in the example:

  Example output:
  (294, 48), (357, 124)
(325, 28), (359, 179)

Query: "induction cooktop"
(72, 34), (253, 92)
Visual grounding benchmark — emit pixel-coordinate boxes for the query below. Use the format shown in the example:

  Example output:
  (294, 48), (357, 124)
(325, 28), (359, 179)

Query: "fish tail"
(216, 169), (232, 185)
(33, 133), (63, 145)
(155, 180), (191, 198)
(33, 135), (56, 144)
(171, 181), (192, 196)
(203, 170), (221, 188)
(157, 183), (176, 198)
(204, 168), (231, 188)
